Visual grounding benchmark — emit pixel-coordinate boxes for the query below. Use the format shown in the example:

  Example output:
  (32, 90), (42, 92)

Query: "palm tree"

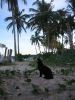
(0, 0), (27, 9)
(5, 9), (29, 54)
(30, 35), (38, 54)
(0, 0), (27, 59)
(30, 32), (43, 54)
(65, 15), (75, 49)
(28, 0), (58, 52)
(28, 0), (53, 35)
(57, 9), (67, 47)
(66, 0), (75, 15)
(66, 0), (75, 49)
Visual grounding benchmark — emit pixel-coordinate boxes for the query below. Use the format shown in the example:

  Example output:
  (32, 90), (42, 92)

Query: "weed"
(61, 68), (72, 75)
(31, 84), (40, 94)
(44, 87), (49, 93)
(10, 70), (16, 76)
(58, 83), (66, 92)
(0, 88), (5, 96)
(66, 79), (75, 86)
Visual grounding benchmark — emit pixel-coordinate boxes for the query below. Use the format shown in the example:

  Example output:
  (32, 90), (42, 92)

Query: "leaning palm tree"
(5, 9), (29, 54)
(0, 0), (27, 59)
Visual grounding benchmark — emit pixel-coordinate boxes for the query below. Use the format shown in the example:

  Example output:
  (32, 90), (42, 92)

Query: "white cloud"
(43, 0), (67, 10)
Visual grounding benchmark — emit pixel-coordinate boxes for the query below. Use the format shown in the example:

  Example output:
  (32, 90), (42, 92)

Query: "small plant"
(24, 70), (32, 83)
(25, 78), (31, 82)
(5, 70), (10, 77)
(29, 61), (37, 68)
(44, 87), (49, 93)
(10, 70), (16, 76)
(66, 79), (75, 86)
(0, 71), (5, 77)
(0, 78), (3, 85)
(31, 84), (40, 94)
(0, 88), (5, 96)
(24, 70), (30, 79)
(58, 83), (66, 92)
(61, 68), (71, 75)
(16, 54), (24, 61)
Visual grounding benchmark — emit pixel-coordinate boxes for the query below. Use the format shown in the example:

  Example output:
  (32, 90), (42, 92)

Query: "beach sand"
(0, 61), (75, 100)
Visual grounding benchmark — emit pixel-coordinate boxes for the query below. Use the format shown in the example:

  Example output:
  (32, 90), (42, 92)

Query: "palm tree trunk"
(38, 43), (41, 53)
(34, 43), (37, 54)
(17, 32), (20, 54)
(67, 23), (73, 49)
(4, 47), (7, 58)
(12, 9), (17, 60)
(48, 34), (50, 52)
(62, 35), (64, 47)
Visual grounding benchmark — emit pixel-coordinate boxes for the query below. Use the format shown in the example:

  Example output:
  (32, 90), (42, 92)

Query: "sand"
(0, 61), (75, 100)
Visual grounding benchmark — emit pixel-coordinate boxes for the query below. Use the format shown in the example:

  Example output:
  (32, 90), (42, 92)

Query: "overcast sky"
(0, 0), (68, 55)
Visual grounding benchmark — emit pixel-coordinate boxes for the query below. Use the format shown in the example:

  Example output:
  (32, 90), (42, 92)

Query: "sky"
(0, 0), (68, 55)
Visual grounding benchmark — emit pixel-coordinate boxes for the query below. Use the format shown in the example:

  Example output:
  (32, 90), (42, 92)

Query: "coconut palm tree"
(28, 0), (58, 52)
(66, 0), (75, 49)
(30, 32), (43, 53)
(66, 0), (75, 15)
(0, 0), (27, 59)
(57, 9), (67, 47)
(28, 0), (53, 35)
(30, 35), (38, 54)
(5, 9), (29, 54)
(65, 15), (75, 49)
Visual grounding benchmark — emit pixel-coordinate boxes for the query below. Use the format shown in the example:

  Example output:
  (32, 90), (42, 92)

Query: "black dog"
(37, 58), (53, 79)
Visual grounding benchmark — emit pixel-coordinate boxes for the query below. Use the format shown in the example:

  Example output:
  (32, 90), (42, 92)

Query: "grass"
(0, 61), (15, 66)
(34, 49), (75, 67)
(58, 83), (66, 92)
(31, 84), (40, 94)
(0, 88), (5, 96)
(0, 70), (20, 78)
(60, 68), (72, 75)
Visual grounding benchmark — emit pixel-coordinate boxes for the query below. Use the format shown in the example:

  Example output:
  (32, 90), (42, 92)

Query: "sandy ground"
(0, 61), (75, 100)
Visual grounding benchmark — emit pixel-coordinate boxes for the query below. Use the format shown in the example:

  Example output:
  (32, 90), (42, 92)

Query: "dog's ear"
(37, 58), (42, 63)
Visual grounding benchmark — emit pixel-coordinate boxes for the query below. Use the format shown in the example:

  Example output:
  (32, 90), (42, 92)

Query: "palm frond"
(22, 0), (27, 4)
(32, 0), (39, 5)
(29, 8), (39, 13)
(5, 17), (13, 21)
(7, 22), (13, 30)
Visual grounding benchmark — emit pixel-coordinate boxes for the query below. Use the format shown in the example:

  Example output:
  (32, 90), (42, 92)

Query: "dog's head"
(37, 58), (42, 64)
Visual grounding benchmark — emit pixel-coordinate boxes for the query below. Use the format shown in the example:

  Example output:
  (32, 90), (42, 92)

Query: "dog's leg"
(40, 71), (42, 77)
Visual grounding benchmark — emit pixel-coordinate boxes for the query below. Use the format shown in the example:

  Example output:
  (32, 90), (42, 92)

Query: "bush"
(16, 54), (24, 61)
(37, 49), (75, 66)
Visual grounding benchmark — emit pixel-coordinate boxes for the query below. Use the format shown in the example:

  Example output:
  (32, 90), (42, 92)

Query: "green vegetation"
(29, 49), (75, 69)
(58, 84), (66, 92)
(37, 49), (75, 67)
(60, 68), (72, 75)
(16, 54), (34, 61)
(58, 79), (75, 93)
(0, 88), (5, 96)
(31, 84), (41, 94)
(0, 70), (19, 77)
(0, 61), (15, 66)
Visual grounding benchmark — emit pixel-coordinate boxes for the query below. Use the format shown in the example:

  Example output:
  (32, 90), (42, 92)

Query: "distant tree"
(30, 32), (42, 53)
